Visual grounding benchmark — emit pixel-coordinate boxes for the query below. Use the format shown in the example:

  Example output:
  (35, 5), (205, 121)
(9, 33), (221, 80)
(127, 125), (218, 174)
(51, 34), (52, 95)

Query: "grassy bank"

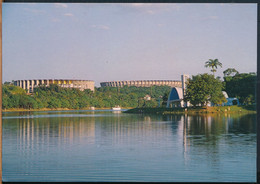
(125, 105), (256, 115)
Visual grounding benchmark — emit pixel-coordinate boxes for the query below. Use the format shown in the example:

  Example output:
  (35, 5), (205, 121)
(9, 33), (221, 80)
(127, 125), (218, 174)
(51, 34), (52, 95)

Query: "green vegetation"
(184, 59), (256, 107)
(126, 105), (256, 115)
(223, 72), (256, 105)
(184, 73), (226, 106)
(223, 68), (239, 77)
(2, 84), (171, 110)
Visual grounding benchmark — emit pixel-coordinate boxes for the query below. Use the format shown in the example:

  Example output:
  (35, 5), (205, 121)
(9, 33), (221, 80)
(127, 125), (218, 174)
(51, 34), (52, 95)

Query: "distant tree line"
(2, 84), (171, 110)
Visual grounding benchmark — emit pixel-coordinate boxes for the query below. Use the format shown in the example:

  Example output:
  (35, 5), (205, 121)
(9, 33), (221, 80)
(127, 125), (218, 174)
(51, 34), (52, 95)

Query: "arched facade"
(100, 80), (182, 88)
(13, 79), (95, 93)
(166, 87), (184, 108)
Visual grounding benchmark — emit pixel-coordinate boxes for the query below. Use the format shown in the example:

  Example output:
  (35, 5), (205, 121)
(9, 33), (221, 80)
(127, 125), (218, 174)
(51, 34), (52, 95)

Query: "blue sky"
(3, 3), (257, 87)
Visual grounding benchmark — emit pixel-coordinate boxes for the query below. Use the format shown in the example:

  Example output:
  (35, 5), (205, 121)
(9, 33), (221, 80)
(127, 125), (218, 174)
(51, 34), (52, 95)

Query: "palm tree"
(205, 59), (222, 76)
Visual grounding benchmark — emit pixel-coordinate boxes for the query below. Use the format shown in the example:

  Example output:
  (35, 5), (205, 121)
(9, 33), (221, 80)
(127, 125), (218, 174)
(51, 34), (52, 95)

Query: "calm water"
(2, 110), (256, 182)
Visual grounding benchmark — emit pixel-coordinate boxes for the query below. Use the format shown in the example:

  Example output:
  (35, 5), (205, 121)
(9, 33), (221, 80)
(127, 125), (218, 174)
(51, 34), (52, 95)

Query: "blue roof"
(169, 88), (182, 101)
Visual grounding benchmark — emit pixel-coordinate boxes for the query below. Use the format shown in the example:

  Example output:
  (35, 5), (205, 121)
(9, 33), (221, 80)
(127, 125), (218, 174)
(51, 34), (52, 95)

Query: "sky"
(3, 3), (257, 87)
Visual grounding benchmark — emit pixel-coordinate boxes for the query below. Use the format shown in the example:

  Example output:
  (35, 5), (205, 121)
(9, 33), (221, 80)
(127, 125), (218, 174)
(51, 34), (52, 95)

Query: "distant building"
(13, 79), (95, 93)
(100, 80), (182, 88)
(221, 91), (240, 106)
(167, 74), (190, 108)
(144, 95), (151, 101)
(166, 75), (240, 108)
(166, 87), (185, 108)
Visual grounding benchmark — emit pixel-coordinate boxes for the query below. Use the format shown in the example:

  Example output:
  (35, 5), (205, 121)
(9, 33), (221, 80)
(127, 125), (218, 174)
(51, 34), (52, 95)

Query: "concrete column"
(31, 80), (34, 92)
(22, 80), (25, 90)
(47, 79), (50, 86)
(26, 80), (30, 92)
(36, 80), (39, 86)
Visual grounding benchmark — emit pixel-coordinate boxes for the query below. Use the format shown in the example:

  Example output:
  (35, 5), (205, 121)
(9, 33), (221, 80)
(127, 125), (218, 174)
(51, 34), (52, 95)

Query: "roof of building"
(14, 79), (94, 82)
(168, 87), (183, 101)
(100, 80), (181, 83)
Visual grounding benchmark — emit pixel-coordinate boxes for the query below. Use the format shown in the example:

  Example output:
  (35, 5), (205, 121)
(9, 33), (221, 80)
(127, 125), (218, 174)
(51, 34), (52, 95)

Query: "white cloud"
(130, 3), (152, 7)
(64, 13), (74, 17)
(54, 3), (68, 8)
(91, 25), (110, 30)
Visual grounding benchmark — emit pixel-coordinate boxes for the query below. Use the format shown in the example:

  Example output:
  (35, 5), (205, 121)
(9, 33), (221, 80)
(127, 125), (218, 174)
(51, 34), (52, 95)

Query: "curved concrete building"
(100, 80), (182, 88)
(166, 87), (184, 108)
(13, 79), (95, 93)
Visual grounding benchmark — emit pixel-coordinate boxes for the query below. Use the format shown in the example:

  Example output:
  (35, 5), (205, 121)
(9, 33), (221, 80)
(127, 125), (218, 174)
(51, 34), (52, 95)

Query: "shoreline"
(2, 105), (256, 114)
(124, 105), (256, 115)
(2, 107), (133, 113)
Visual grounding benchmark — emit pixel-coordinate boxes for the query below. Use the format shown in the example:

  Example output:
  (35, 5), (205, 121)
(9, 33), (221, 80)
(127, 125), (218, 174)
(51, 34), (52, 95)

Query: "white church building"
(166, 74), (239, 108)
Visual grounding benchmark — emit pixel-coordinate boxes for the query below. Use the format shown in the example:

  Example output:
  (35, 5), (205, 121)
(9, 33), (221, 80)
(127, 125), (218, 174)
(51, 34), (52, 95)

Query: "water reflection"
(3, 112), (256, 155)
(2, 111), (256, 182)
(3, 112), (256, 154)
(180, 113), (256, 175)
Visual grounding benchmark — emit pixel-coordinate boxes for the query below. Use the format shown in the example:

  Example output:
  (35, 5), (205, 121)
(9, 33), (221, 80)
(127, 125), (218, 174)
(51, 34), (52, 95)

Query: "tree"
(223, 68), (239, 77)
(2, 83), (172, 110)
(205, 59), (222, 76)
(161, 92), (169, 107)
(184, 73), (226, 107)
(224, 72), (256, 104)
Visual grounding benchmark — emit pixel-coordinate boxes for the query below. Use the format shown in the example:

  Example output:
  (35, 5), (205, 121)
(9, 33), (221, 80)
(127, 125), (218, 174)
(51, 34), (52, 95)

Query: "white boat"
(112, 105), (121, 111)
(90, 107), (95, 110)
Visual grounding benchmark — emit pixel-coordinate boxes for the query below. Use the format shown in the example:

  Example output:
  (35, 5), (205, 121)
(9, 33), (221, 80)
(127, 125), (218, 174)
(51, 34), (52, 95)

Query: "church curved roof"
(168, 87), (183, 101)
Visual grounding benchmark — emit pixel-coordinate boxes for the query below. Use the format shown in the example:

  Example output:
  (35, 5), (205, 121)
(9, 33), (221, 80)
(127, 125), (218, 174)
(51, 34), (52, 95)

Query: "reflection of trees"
(225, 114), (256, 134)
(181, 113), (256, 168)
(94, 114), (172, 145)
(3, 112), (175, 151)
(3, 111), (256, 174)
(182, 114), (222, 168)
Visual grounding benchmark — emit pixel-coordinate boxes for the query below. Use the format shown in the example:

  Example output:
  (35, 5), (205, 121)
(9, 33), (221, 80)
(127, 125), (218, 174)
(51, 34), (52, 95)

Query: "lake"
(2, 110), (256, 182)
